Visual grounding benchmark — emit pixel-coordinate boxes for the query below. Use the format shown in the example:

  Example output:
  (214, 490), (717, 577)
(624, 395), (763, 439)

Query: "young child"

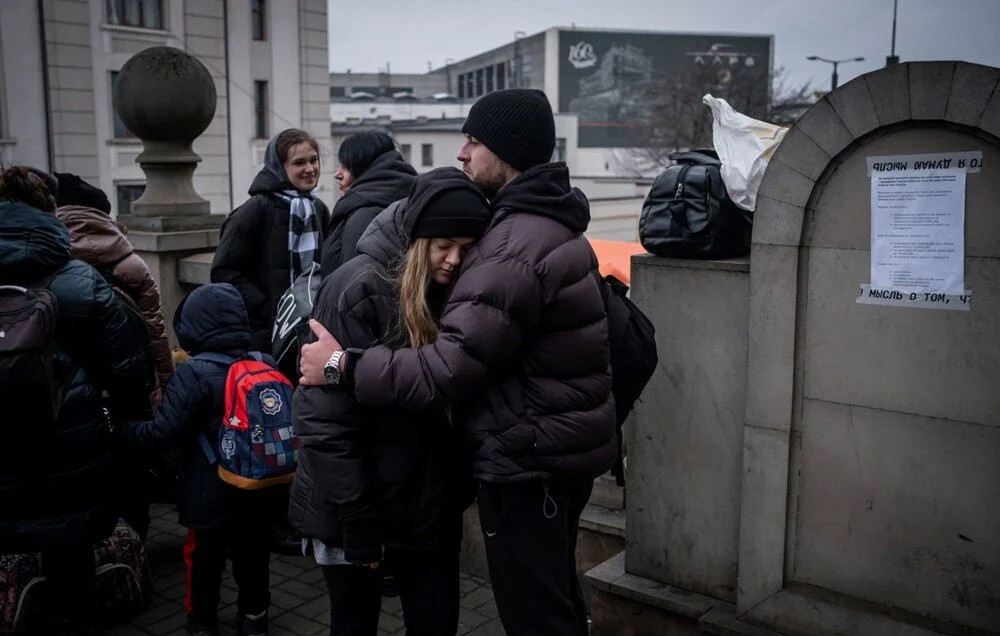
(117, 283), (270, 636)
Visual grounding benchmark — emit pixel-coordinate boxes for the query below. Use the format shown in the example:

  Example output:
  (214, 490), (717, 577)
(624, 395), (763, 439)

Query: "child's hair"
(274, 128), (320, 163)
(338, 130), (396, 178)
(395, 238), (438, 347)
(0, 165), (57, 213)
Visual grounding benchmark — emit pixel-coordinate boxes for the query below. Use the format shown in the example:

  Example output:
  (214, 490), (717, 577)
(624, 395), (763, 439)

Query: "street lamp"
(806, 55), (866, 91)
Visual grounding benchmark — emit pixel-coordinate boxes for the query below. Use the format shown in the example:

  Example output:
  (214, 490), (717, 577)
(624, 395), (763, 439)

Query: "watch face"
(324, 364), (338, 384)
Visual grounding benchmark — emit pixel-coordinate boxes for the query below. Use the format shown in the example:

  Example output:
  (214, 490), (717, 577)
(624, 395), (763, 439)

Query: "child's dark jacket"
(118, 283), (253, 529)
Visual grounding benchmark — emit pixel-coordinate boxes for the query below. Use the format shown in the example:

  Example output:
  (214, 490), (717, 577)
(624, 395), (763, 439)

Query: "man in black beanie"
(300, 88), (615, 636)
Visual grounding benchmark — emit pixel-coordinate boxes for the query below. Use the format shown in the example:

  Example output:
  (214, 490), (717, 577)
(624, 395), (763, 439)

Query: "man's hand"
(298, 319), (343, 386)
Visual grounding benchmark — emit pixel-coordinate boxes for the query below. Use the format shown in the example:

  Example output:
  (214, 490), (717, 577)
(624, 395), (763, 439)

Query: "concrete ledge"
(580, 504), (625, 539)
(586, 552), (723, 620)
(178, 252), (215, 285)
(129, 229), (220, 253)
(698, 607), (784, 636)
(589, 473), (625, 510)
(631, 253), (750, 273)
(745, 585), (959, 636)
(588, 553), (792, 635)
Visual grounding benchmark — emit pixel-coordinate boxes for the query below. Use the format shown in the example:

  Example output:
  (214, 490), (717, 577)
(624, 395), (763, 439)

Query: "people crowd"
(0, 89), (616, 636)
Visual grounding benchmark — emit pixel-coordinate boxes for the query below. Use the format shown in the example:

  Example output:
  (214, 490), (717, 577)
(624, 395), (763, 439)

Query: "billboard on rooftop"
(557, 29), (773, 148)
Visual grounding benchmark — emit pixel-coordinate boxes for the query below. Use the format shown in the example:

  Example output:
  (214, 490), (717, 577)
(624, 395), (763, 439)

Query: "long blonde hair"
(396, 238), (439, 347)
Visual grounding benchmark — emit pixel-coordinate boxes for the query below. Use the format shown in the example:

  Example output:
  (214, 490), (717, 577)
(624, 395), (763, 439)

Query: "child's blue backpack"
(194, 352), (298, 489)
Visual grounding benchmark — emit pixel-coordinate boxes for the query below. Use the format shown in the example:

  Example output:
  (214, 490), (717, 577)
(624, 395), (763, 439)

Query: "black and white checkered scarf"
(279, 189), (319, 285)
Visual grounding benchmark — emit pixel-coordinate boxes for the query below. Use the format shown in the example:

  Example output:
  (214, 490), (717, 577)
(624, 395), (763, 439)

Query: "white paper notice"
(870, 169), (965, 294)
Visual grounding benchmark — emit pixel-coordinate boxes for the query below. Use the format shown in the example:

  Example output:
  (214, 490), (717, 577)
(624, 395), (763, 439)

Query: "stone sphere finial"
(115, 46), (218, 220)
(116, 46), (216, 146)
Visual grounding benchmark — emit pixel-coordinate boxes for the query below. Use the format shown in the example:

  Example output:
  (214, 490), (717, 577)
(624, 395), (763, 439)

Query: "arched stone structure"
(740, 61), (1000, 634)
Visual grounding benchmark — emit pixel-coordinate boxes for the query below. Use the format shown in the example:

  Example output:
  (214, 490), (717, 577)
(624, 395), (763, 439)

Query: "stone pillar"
(114, 46), (224, 345)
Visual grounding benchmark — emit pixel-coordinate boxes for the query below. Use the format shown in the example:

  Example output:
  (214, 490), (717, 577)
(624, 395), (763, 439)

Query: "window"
(496, 63), (506, 90)
(486, 66), (494, 93)
(421, 144), (433, 167)
(106, 0), (162, 29)
(110, 71), (134, 138)
(116, 184), (145, 216)
(254, 81), (268, 139)
(251, 0), (266, 40)
(520, 56), (533, 87)
(466, 74), (474, 99)
(401, 144), (412, 163)
(475, 68), (484, 97)
(458, 75), (465, 100)
(553, 137), (567, 163)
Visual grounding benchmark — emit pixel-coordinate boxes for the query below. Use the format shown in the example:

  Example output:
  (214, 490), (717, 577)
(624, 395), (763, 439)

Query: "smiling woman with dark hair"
(211, 128), (331, 351)
(320, 130), (417, 276)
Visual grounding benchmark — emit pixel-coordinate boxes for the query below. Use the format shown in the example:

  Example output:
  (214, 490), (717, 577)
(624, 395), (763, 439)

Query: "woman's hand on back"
(298, 319), (343, 386)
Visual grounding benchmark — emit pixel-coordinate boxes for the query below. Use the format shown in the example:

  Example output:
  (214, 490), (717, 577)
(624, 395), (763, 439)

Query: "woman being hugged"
(211, 128), (330, 351)
(290, 168), (489, 636)
(320, 130), (416, 276)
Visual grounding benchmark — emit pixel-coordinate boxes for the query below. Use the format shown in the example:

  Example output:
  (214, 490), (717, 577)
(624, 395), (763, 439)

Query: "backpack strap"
(192, 352), (239, 367)
(192, 352), (240, 465)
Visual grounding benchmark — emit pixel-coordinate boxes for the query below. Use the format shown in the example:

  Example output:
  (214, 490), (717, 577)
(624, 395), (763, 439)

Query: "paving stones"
(118, 504), (508, 635)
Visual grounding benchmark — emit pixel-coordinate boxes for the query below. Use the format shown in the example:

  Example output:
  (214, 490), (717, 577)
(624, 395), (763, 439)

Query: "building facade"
(331, 27), (773, 178)
(0, 0), (332, 216)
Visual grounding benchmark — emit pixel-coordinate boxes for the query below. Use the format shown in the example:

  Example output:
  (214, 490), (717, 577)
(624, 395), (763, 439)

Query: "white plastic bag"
(703, 94), (787, 212)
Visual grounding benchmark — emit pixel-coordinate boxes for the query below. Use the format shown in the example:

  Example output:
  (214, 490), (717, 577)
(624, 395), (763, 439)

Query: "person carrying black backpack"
(0, 166), (152, 634)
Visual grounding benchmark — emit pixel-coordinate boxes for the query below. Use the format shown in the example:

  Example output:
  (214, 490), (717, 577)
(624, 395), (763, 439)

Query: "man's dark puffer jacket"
(211, 141), (330, 350)
(290, 172), (477, 563)
(116, 283), (256, 530)
(352, 162), (617, 483)
(319, 150), (416, 276)
(0, 202), (151, 553)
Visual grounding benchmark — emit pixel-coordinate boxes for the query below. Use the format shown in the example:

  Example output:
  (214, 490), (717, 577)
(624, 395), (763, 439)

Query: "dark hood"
(355, 167), (486, 268)
(248, 137), (293, 195)
(338, 150), (417, 211)
(173, 283), (252, 355)
(489, 162), (591, 234)
(0, 201), (71, 283)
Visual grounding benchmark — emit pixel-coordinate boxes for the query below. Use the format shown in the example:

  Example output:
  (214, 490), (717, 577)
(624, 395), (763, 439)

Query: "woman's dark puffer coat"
(290, 174), (476, 563)
(211, 141), (330, 350)
(0, 202), (152, 553)
(352, 162), (617, 484)
(116, 283), (254, 529)
(319, 150), (416, 276)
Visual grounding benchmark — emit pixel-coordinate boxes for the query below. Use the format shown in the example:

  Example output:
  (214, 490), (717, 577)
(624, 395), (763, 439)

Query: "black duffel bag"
(639, 149), (751, 259)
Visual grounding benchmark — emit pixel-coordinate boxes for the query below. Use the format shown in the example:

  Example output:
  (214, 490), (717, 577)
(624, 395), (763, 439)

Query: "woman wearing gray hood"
(211, 128), (331, 350)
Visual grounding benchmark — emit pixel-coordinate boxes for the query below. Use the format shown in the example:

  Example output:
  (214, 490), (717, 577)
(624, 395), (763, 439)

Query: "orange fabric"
(587, 239), (645, 285)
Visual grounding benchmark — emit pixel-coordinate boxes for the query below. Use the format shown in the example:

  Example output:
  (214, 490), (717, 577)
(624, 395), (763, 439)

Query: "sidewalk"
(105, 504), (506, 636)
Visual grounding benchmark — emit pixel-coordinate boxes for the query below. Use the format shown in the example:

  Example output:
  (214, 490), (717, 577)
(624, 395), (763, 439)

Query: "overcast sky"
(327, 0), (1000, 95)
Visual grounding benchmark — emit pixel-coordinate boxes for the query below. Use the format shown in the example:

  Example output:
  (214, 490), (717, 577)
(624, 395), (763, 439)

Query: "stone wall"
(589, 61), (1000, 636)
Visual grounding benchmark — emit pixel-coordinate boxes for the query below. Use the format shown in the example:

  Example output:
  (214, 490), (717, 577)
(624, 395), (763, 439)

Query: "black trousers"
(183, 526), (270, 622)
(322, 542), (460, 636)
(477, 479), (593, 636)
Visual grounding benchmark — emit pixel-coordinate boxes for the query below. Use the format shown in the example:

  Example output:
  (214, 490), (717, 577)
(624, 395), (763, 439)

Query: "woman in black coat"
(0, 167), (151, 632)
(319, 130), (417, 276)
(289, 168), (490, 636)
(211, 128), (331, 350)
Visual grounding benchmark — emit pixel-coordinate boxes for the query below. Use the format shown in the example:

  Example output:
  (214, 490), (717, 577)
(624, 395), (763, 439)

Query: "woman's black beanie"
(407, 167), (491, 239)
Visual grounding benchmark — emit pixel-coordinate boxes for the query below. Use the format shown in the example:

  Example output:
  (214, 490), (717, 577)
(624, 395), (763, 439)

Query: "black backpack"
(271, 262), (322, 383)
(96, 266), (158, 402)
(0, 271), (66, 429)
(639, 149), (751, 259)
(601, 274), (658, 486)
